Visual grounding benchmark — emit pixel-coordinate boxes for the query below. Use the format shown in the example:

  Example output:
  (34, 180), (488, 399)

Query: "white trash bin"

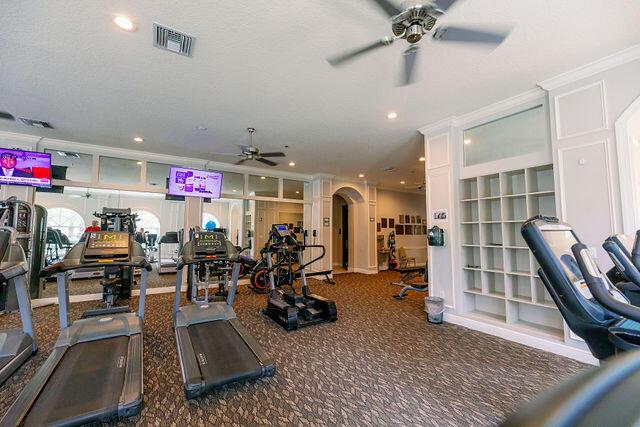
(425, 296), (444, 324)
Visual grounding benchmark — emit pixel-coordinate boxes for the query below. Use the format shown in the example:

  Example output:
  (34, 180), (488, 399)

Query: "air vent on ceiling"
(153, 23), (194, 57)
(382, 166), (397, 172)
(19, 118), (53, 128)
(0, 111), (15, 121)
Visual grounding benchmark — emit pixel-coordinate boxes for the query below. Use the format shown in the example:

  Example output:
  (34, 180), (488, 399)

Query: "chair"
(398, 247), (416, 268)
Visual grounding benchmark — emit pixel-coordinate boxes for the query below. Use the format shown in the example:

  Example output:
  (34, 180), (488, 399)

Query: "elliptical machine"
(85, 208), (139, 316)
(262, 224), (337, 331)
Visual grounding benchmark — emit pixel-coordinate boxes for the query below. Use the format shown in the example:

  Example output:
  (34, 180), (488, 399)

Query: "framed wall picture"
(416, 215), (422, 224)
(389, 218), (395, 228)
(377, 222), (381, 232)
(399, 214), (404, 224)
(410, 215), (416, 224)
(395, 224), (404, 235)
(405, 215), (410, 224)
(405, 224), (413, 235)
(381, 218), (388, 228)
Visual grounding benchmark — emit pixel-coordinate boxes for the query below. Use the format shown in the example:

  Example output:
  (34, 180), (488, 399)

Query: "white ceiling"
(1, 1), (639, 190)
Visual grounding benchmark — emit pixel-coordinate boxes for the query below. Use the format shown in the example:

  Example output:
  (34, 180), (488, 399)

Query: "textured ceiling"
(0, 0), (639, 189)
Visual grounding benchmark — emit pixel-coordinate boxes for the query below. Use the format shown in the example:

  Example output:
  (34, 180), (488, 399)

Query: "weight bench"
(392, 263), (428, 300)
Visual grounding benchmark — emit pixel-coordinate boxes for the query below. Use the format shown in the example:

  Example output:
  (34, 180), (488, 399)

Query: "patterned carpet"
(0, 271), (587, 426)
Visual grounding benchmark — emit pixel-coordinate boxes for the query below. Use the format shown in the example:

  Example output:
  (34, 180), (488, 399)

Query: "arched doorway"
(332, 186), (366, 273)
(616, 95), (640, 234)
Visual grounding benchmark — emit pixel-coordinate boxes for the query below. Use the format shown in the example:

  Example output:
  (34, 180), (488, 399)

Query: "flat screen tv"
(168, 167), (223, 199)
(0, 148), (52, 188)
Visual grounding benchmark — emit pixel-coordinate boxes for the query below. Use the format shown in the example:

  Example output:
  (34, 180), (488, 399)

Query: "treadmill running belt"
(24, 336), (129, 426)
(188, 321), (262, 387)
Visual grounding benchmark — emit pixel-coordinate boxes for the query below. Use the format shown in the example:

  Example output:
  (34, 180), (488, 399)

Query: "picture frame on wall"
(377, 222), (381, 232)
(381, 218), (388, 228)
(416, 215), (421, 224)
(399, 214), (404, 224)
(395, 224), (404, 235)
(405, 224), (413, 235)
(389, 218), (395, 228)
(410, 216), (416, 224)
(404, 215), (410, 224)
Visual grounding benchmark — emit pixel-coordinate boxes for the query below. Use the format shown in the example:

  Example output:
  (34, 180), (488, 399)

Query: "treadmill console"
(192, 231), (228, 256)
(82, 231), (131, 261)
(272, 224), (291, 237)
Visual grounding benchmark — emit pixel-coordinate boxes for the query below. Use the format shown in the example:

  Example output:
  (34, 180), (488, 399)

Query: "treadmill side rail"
(175, 326), (206, 399)
(119, 333), (144, 418)
(228, 318), (276, 378)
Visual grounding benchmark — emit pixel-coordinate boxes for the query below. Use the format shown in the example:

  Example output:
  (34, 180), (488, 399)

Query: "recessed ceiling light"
(358, 174), (365, 178)
(400, 181), (406, 184)
(260, 176), (266, 180)
(464, 139), (471, 145)
(288, 161), (296, 166)
(114, 16), (136, 31)
(387, 112), (398, 120)
(133, 137), (144, 143)
(136, 161), (142, 165)
(419, 157), (425, 162)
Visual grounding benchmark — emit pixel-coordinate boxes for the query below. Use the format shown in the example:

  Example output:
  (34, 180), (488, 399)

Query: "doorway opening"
(332, 194), (349, 273)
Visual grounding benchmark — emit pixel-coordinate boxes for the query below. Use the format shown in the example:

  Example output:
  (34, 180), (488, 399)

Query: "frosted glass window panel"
(283, 179), (306, 200)
(147, 162), (170, 187)
(99, 156), (142, 185)
(46, 150), (93, 182)
(221, 171), (244, 196)
(248, 175), (278, 198)
(463, 105), (549, 167)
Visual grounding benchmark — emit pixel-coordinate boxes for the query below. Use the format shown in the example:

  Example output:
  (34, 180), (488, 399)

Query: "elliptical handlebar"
(632, 230), (640, 270)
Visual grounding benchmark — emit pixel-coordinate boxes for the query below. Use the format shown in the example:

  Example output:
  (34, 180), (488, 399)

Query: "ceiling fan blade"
(368, 0), (402, 17)
(434, 0), (461, 12)
(327, 36), (395, 67)
(256, 158), (278, 167)
(259, 152), (286, 158)
(235, 158), (248, 165)
(210, 151), (242, 156)
(433, 25), (511, 46)
(400, 46), (420, 86)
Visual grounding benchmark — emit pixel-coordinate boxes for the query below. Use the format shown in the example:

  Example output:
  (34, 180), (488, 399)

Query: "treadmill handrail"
(603, 239), (640, 288)
(572, 243), (640, 324)
(40, 258), (152, 277)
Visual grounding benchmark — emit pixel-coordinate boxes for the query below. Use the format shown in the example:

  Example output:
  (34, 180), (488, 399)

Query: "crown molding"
(538, 44), (640, 91)
(418, 116), (457, 136)
(376, 185), (425, 195)
(0, 130), (44, 146)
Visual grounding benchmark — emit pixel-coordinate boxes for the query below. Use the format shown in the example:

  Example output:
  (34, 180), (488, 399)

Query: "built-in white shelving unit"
(460, 164), (564, 341)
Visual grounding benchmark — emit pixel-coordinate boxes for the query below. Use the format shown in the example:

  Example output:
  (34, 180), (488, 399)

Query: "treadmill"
(157, 231), (180, 274)
(0, 227), (37, 385)
(173, 230), (275, 399)
(1, 231), (152, 426)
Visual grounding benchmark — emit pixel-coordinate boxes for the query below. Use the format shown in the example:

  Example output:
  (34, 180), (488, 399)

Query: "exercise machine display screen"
(540, 228), (593, 300)
(273, 224), (291, 237)
(193, 232), (226, 250)
(87, 231), (129, 249)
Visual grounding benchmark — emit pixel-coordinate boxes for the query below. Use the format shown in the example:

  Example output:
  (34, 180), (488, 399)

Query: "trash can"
(425, 296), (445, 324)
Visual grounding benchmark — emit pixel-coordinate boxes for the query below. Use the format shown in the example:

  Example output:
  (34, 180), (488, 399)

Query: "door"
(342, 204), (349, 269)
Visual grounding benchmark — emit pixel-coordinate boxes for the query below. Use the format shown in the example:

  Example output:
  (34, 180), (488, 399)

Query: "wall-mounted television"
(0, 148), (52, 188)
(167, 167), (223, 199)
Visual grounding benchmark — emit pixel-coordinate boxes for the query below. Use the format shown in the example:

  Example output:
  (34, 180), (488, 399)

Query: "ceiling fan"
(211, 127), (286, 167)
(326, 0), (512, 86)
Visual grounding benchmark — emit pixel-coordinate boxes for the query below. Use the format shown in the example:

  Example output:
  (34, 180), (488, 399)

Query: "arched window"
(133, 210), (161, 237)
(202, 213), (220, 231)
(47, 207), (85, 243)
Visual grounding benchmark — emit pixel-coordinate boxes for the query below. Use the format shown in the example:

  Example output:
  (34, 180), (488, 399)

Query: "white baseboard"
(444, 312), (598, 365)
(353, 267), (378, 275)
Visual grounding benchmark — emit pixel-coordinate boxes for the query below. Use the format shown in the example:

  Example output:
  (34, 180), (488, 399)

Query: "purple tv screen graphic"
(168, 167), (223, 199)
(0, 148), (52, 188)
